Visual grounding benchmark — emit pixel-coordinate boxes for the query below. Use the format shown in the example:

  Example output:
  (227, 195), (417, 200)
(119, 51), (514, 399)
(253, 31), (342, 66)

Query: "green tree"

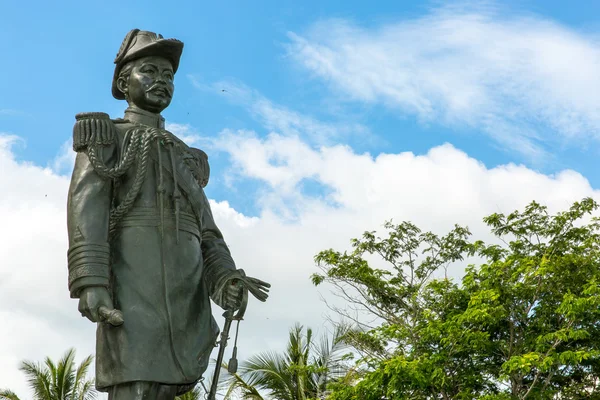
(222, 323), (353, 399)
(0, 348), (96, 400)
(175, 385), (203, 400)
(222, 371), (265, 400)
(313, 198), (600, 399)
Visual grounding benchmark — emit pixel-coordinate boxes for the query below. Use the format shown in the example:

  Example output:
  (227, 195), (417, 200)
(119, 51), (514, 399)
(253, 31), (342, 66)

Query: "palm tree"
(0, 390), (20, 400)
(175, 384), (206, 400)
(222, 369), (265, 400)
(0, 348), (96, 400)
(222, 323), (353, 400)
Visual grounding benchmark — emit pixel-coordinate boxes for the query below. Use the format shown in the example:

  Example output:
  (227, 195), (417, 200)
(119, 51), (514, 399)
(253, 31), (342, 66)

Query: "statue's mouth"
(148, 86), (171, 97)
(152, 88), (169, 96)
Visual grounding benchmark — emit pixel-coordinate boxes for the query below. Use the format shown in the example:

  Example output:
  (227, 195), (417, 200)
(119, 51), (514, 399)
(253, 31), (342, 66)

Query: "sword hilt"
(98, 306), (124, 326)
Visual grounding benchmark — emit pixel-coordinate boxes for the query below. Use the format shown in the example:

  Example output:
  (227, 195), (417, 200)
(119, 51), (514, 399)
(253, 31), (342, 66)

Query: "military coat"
(66, 108), (236, 393)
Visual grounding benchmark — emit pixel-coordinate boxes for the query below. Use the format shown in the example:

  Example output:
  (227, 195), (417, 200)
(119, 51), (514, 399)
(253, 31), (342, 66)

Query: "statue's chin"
(133, 101), (170, 114)
(127, 93), (172, 114)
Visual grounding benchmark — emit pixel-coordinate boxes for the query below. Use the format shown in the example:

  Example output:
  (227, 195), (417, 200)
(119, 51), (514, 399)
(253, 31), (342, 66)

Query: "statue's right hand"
(78, 286), (114, 323)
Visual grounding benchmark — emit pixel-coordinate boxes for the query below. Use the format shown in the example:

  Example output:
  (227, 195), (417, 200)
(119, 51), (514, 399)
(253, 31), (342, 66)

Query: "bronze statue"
(66, 29), (270, 400)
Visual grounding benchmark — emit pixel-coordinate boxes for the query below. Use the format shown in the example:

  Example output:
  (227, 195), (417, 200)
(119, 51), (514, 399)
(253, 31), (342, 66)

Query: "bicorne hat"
(112, 29), (184, 100)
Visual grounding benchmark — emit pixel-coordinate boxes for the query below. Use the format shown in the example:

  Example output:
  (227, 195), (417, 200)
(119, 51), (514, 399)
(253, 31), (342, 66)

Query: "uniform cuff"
(67, 242), (110, 297)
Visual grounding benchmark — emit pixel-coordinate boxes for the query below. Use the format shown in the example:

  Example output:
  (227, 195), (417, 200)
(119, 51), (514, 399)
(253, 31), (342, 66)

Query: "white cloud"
(165, 122), (205, 147)
(7, 7), (600, 398)
(285, 4), (600, 160)
(1, 125), (598, 398)
(213, 130), (596, 235)
(203, 129), (600, 396)
(0, 135), (98, 398)
(189, 77), (374, 147)
(213, 130), (321, 193)
(50, 139), (76, 175)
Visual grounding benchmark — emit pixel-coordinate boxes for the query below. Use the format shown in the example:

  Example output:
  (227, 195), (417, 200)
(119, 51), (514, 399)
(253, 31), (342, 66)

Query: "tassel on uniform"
(156, 138), (165, 238)
(169, 143), (181, 244)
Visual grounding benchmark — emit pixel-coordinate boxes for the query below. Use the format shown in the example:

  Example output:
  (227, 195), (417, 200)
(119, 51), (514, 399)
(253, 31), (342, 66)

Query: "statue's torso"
(112, 121), (197, 216)
(92, 120), (218, 390)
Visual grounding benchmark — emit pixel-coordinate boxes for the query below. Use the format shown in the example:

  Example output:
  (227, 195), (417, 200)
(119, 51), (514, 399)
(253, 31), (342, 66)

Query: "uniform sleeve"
(66, 146), (116, 298)
(199, 188), (237, 308)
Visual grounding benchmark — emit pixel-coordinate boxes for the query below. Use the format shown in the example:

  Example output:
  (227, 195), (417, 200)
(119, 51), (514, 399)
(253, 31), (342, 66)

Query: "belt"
(118, 207), (200, 238)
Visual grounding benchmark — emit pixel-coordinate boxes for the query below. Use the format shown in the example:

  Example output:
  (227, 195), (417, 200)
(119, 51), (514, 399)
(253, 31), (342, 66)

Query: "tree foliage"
(222, 323), (353, 399)
(312, 198), (600, 399)
(175, 385), (204, 400)
(0, 348), (96, 400)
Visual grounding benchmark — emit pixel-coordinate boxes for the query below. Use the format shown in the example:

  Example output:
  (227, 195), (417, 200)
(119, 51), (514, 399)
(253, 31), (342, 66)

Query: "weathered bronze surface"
(66, 29), (270, 400)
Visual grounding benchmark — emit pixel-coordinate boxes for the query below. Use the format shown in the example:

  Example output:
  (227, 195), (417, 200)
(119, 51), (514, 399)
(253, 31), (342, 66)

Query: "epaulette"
(188, 147), (210, 188)
(73, 112), (117, 152)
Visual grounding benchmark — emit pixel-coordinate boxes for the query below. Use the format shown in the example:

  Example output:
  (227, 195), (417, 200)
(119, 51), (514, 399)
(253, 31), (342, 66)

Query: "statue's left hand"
(238, 276), (271, 302)
(223, 279), (244, 311)
(220, 271), (271, 310)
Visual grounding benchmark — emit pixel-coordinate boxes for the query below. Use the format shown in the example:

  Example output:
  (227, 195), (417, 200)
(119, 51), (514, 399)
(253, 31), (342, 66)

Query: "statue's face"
(121, 56), (175, 113)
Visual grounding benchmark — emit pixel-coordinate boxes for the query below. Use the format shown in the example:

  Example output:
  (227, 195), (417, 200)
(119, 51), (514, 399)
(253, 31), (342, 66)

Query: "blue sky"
(2, 0), (600, 217)
(3, 1), (600, 398)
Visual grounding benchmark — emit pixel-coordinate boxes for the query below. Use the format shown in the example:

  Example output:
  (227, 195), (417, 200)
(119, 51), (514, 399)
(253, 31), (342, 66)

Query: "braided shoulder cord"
(87, 127), (141, 179)
(85, 124), (187, 238)
(83, 126), (165, 237)
(107, 128), (163, 236)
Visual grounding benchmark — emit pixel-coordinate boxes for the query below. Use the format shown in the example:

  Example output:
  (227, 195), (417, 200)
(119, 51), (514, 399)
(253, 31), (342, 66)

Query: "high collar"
(124, 106), (165, 129)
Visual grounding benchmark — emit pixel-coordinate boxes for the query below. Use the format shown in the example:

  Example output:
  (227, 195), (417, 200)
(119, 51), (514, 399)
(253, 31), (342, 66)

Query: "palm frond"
(311, 321), (354, 390)
(304, 327), (313, 361)
(44, 355), (60, 399)
(77, 380), (97, 400)
(0, 389), (21, 400)
(175, 385), (203, 400)
(17, 350), (96, 400)
(56, 348), (77, 399)
(222, 370), (265, 400)
(224, 323), (355, 400)
(231, 351), (294, 399)
(20, 360), (53, 400)
(73, 354), (94, 400)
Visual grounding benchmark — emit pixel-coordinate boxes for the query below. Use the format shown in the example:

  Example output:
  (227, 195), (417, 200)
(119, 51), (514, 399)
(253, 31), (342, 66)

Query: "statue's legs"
(108, 381), (178, 400)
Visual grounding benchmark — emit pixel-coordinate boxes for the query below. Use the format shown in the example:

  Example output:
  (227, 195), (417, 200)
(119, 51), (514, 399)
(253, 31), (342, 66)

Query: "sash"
(146, 145), (206, 227)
